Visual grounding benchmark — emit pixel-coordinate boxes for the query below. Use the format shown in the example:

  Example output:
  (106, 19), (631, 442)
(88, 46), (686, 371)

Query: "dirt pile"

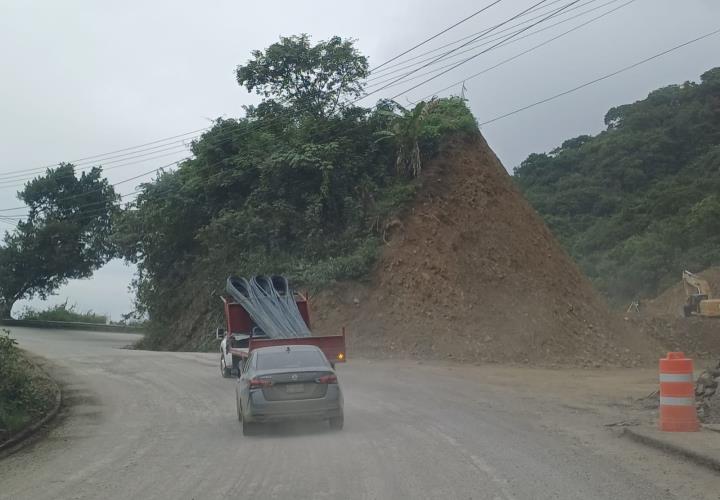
(313, 134), (662, 366)
(626, 316), (720, 360)
(623, 268), (720, 359)
(644, 267), (720, 318)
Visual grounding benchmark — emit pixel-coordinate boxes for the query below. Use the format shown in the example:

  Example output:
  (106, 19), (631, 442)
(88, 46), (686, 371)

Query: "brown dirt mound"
(313, 134), (662, 366)
(624, 268), (720, 359)
(644, 267), (720, 318)
(626, 316), (720, 360)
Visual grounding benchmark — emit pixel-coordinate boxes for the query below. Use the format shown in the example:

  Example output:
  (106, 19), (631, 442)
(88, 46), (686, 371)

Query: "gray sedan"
(235, 345), (344, 435)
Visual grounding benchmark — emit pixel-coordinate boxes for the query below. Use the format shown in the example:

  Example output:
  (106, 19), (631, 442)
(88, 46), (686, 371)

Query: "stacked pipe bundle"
(226, 275), (311, 338)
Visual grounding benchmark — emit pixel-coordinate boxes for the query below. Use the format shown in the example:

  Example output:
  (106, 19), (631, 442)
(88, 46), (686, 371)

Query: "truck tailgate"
(249, 334), (346, 364)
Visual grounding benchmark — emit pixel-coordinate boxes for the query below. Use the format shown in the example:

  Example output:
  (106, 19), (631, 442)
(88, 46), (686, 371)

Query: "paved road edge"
(621, 427), (720, 473)
(0, 355), (63, 457)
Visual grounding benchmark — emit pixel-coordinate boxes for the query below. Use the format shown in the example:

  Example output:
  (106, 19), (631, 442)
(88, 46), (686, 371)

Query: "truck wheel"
(329, 415), (344, 431)
(220, 355), (231, 378)
(683, 304), (693, 318)
(232, 358), (242, 377)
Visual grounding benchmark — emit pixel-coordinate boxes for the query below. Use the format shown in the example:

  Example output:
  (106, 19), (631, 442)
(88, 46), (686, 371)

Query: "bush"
(19, 301), (108, 324)
(0, 330), (54, 436)
(419, 97), (478, 156)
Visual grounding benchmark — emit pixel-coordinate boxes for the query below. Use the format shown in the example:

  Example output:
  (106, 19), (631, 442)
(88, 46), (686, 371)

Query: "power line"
(365, 0), (617, 90)
(388, 0), (582, 100)
(412, 0), (634, 102)
(0, 2), (631, 219)
(370, 0), (505, 72)
(0, 127), (208, 179)
(475, 27), (720, 126)
(7, 21), (707, 230)
(362, 0), (620, 92)
(0, 0), (633, 201)
(0, 116), (288, 215)
(0, 134), (195, 181)
(0, 1), (551, 181)
(357, 0), (553, 103)
(368, 0), (571, 78)
(365, 0), (600, 83)
(0, 147), (190, 188)
(0, 159), (185, 213)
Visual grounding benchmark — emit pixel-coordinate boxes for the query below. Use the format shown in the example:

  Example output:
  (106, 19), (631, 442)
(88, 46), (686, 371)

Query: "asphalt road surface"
(2, 327), (719, 500)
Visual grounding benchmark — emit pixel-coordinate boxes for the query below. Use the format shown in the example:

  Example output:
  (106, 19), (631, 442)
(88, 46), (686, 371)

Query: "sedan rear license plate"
(286, 384), (304, 393)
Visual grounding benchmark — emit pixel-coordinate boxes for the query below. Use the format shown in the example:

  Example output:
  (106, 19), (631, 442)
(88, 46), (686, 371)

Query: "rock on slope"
(313, 134), (660, 366)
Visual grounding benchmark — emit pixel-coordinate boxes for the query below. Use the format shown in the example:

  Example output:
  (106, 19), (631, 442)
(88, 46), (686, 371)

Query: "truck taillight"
(316, 374), (337, 384)
(249, 378), (272, 389)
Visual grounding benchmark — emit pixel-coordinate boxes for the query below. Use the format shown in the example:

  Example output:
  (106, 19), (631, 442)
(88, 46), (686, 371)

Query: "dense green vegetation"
(18, 301), (108, 324)
(0, 165), (118, 318)
(0, 330), (55, 437)
(113, 35), (477, 346)
(514, 67), (720, 304)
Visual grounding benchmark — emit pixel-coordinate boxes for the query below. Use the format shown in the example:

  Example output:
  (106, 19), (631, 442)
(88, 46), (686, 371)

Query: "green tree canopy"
(236, 34), (369, 118)
(514, 67), (720, 304)
(0, 164), (118, 317)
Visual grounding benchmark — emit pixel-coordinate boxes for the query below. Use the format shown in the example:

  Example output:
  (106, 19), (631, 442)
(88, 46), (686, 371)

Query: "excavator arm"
(682, 270), (720, 317)
(682, 270), (712, 298)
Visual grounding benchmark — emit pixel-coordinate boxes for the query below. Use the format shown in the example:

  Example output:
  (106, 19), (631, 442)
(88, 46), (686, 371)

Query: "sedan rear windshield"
(257, 350), (328, 370)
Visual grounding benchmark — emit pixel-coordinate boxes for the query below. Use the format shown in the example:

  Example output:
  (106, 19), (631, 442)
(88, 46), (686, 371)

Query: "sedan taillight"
(316, 374), (337, 384)
(249, 377), (272, 389)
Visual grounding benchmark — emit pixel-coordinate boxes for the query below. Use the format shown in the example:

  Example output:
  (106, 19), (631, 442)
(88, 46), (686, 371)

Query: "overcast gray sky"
(1, 0), (718, 319)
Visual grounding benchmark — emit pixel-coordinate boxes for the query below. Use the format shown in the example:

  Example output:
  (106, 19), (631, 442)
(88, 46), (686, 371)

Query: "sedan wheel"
(242, 418), (256, 436)
(329, 415), (344, 431)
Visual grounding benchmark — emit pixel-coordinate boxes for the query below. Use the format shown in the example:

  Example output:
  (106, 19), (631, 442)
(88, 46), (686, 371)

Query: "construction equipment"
(682, 270), (720, 317)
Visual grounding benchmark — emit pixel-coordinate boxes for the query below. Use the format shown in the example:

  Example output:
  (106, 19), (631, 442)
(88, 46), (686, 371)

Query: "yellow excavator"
(682, 270), (720, 317)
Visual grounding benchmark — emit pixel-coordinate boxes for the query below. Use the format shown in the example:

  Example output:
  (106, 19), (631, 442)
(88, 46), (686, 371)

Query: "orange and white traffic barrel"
(659, 352), (699, 432)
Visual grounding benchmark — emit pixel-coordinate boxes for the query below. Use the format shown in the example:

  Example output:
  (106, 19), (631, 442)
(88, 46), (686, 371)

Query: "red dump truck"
(218, 293), (346, 377)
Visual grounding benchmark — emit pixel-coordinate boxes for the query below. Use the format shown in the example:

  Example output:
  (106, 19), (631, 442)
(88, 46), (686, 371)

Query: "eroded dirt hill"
(313, 134), (661, 366)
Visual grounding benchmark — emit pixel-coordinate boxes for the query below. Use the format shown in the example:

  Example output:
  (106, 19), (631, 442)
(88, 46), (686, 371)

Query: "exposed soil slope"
(645, 267), (720, 318)
(624, 267), (720, 360)
(313, 134), (660, 366)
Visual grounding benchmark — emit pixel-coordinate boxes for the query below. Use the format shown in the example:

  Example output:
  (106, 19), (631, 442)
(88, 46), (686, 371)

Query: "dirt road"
(2, 327), (719, 499)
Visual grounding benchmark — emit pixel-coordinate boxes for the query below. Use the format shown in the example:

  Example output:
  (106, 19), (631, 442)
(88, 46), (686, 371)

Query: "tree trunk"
(0, 300), (14, 319)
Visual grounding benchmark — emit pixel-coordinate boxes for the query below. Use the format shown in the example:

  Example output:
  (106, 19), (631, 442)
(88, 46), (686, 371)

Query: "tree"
(236, 34), (368, 118)
(0, 164), (118, 317)
(514, 67), (720, 304)
(376, 100), (439, 178)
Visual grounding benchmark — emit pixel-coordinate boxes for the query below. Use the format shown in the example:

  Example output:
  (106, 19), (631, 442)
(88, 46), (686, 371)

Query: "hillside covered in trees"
(514, 67), (720, 304)
(113, 35), (478, 348)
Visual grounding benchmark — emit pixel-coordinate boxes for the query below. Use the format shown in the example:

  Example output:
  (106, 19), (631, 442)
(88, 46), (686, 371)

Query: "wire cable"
(388, 0), (582, 100)
(371, 0), (505, 73)
(357, 0), (553, 103)
(475, 27), (720, 126)
(411, 0), (634, 102)
(365, 0), (602, 83)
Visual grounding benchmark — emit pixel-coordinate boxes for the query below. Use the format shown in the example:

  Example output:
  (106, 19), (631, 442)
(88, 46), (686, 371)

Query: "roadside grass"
(0, 329), (55, 440)
(18, 301), (108, 324)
